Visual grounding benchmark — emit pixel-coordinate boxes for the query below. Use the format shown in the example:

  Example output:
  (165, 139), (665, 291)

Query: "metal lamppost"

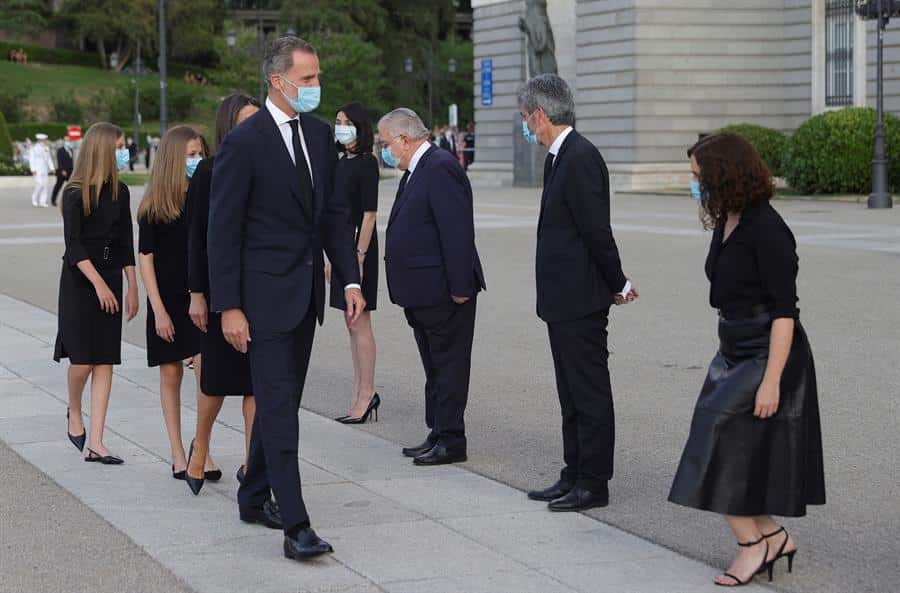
(158, 0), (168, 136)
(404, 50), (458, 128)
(856, 0), (899, 208)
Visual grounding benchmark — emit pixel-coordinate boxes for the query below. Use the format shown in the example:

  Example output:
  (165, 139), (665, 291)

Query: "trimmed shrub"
(8, 122), (69, 141)
(0, 111), (14, 158)
(783, 107), (900, 194)
(0, 41), (99, 68)
(717, 123), (788, 177)
(51, 95), (84, 124)
(0, 87), (29, 124)
(0, 159), (31, 175)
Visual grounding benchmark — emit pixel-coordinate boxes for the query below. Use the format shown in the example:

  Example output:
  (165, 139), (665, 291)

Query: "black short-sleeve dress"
(138, 203), (203, 367)
(54, 182), (135, 365)
(185, 156), (253, 395)
(329, 152), (379, 311)
(668, 200), (826, 517)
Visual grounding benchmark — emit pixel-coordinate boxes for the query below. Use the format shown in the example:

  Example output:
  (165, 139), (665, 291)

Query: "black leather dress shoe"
(283, 527), (333, 560)
(548, 485), (609, 512)
(527, 480), (573, 502)
(402, 440), (435, 458)
(413, 444), (467, 466)
(239, 499), (283, 529)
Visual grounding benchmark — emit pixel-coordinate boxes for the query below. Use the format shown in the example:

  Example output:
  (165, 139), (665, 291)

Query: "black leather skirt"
(668, 312), (826, 517)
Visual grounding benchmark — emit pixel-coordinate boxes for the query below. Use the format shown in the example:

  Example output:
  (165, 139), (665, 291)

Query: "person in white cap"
(29, 133), (55, 208)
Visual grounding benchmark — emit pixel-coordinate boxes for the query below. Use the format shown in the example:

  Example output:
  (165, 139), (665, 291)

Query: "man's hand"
(189, 293), (209, 333)
(324, 261), (332, 284)
(613, 280), (639, 305)
(451, 295), (470, 305)
(344, 287), (366, 327)
(222, 308), (251, 353)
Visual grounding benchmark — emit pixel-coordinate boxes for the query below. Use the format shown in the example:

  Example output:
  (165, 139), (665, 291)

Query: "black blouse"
(335, 152), (379, 228)
(186, 157), (214, 295)
(138, 202), (190, 297)
(61, 182), (135, 271)
(705, 200), (799, 320)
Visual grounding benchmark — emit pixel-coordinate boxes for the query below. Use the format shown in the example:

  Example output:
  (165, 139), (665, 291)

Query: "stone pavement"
(0, 293), (769, 593)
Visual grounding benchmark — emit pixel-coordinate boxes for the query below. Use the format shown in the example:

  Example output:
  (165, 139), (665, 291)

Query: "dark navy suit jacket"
(384, 144), (485, 309)
(207, 106), (359, 332)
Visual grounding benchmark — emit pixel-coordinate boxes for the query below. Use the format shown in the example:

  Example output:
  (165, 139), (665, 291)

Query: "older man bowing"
(520, 74), (638, 512)
(378, 108), (486, 466)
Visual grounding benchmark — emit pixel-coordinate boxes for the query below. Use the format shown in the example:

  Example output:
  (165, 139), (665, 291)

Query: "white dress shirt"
(547, 126), (630, 297)
(405, 141), (432, 179)
(265, 98), (361, 292)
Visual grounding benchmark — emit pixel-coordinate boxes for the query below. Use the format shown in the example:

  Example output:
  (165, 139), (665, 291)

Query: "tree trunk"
(97, 38), (107, 69)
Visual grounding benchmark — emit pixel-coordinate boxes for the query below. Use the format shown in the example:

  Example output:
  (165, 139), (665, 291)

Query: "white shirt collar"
(406, 141), (432, 176)
(549, 126), (574, 159)
(265, 97), (296, 126)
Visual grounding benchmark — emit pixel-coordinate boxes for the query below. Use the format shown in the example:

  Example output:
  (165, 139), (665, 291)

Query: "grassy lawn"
(119, 172), (150, 187)
(1, 60), (220, 135)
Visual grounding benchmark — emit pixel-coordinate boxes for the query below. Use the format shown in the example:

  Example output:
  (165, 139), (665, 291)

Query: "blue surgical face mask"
(335, 124), (357, 146)
(281, 78), (321, 113)
(522, 119), (539, 145)
(381, 144), (399, 168)
(115, 148), (130, 171)
(186, 156), (202, 179)
(689, 179), (705, 203)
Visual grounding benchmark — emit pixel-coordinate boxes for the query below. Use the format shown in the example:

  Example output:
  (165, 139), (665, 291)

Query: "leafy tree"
(0, 0), (48, 37)
(58, 0), (156, 70)
(0, 110), (14, 159)
(307, 31), (389, 121)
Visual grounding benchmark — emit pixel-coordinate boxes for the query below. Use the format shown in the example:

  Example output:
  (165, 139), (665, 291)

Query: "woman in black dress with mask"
(55, 122), (140, 464)
(184, 93), (261, 495)
(668, 133), (825, 587)
(326, 102), (381, 424)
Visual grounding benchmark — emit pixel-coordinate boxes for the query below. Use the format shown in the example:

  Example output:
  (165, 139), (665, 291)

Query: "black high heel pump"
(185, 439), (205, 496)
(67, 409), (86, 452)
(338, 393), (381, 424)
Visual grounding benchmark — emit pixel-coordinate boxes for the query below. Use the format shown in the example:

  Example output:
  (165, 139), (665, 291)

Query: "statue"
(518, 0), (558, 77)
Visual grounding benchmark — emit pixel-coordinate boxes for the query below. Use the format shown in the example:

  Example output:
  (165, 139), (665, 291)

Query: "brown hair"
(687, 132), (775, 230)
(67, 122), (123, 216)
(138, 125), (200, 224)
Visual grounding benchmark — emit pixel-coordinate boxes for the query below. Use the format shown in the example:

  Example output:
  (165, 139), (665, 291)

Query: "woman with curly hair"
(668, 133), (825, 587)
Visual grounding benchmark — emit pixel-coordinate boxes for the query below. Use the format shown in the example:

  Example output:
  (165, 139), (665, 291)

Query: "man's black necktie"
(396, 170), (410, 200)
(543, 152), (554, 184)
(288, 119), (313, 215)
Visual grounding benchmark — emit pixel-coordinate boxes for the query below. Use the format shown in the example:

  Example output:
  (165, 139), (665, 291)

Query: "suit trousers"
(547, 309), (615, 491)
(31, 173), (49, 207)
(404, 297), (476, 453)
(51, 173), (67, 205)
(238, 306), (316, 534)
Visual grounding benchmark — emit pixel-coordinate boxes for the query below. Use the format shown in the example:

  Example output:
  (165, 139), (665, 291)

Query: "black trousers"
(547, 309), (615, 491)
(50, 173), (67, 205)
(238, 307), (316, 534)
(404, 297), (476, 453)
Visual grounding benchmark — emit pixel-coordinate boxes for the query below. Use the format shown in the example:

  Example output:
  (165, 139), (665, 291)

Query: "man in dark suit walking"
(377, 108), (485, 466)
(208, 36), (365, 560)
(519, 74), (638, 512)
(50, 135), (74, 207)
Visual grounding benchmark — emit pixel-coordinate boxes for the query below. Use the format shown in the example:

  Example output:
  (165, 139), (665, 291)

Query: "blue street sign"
(481, 59), (493, 106)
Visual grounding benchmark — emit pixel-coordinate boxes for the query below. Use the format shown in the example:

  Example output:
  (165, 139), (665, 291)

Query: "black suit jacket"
(385, 144), (485, 309)
(207, 107), (359, 332)
(536, 129), (626, 323)
(56, 146), (73, 174)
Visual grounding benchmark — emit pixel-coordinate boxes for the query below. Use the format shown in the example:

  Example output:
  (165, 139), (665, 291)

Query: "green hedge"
(783, 107), (900, 194)
(0, 111), (13, 158)
(717, 123), (788, 177)
(8, 122), (70, 141)
(0, 41), (98, 68)
(0, 158), (31, 176)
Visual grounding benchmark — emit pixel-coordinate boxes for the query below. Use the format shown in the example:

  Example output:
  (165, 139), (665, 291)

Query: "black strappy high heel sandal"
(763, 526), (797, 575)
(715, 536), (769, 587)
(84, 448), (123, 465)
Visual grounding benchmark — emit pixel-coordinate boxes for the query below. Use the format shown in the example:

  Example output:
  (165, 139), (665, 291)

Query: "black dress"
(329, 152), (379, 311)
(668, 200), (826, 517)
(138, 201), (203, 367)
(186, 157), (252, 395)
(54, 182), (135, 365)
